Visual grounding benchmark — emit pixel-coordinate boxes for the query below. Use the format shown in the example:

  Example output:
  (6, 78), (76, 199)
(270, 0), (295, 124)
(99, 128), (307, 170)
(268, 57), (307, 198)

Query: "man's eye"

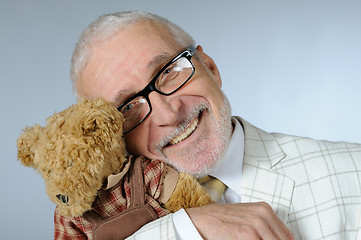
(163, 68), (173, 76)
(121, 98), (146, 115)
(161, 67), (179, 82)
(123, 103), (133, 113)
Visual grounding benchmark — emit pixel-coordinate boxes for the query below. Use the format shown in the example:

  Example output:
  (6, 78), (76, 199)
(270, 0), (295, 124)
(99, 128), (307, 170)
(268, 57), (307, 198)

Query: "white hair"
(70, 11), (195, 95)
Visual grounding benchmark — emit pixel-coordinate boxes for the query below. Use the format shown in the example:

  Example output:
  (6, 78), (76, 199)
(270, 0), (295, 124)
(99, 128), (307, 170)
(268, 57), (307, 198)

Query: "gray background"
(1, 0), (360, 239)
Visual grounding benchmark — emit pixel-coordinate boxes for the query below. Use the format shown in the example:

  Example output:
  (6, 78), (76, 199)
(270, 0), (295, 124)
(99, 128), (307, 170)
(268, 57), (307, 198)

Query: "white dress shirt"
(173, 117), (245, 239)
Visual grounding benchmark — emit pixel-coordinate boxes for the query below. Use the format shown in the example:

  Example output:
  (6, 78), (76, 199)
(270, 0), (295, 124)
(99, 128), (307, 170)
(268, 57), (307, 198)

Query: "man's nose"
(148, 92), (181, 126)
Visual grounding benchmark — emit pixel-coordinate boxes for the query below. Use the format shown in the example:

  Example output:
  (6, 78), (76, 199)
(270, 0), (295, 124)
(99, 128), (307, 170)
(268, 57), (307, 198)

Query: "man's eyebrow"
(113, 89), (130, 107)
(147, 53), (172, 68)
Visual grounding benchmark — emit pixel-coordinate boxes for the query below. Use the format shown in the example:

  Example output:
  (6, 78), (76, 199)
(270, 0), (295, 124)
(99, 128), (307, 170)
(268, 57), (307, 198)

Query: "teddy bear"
(17, 98), (213, 239)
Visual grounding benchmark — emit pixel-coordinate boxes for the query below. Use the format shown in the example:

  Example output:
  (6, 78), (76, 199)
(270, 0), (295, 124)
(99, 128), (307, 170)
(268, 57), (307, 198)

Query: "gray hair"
(70, 11), (195, 95)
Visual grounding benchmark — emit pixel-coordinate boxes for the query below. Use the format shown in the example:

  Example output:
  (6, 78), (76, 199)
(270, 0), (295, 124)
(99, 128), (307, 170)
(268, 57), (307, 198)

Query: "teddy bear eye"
(56, 194), (69, 205)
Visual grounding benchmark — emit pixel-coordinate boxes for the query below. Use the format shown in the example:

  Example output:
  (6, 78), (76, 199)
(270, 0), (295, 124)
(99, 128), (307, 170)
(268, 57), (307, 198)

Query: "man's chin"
(160, 149), (219, 177)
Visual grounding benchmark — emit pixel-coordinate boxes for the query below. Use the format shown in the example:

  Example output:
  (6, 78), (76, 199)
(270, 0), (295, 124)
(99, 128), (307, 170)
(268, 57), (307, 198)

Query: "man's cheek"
(124, 137), (139, 154)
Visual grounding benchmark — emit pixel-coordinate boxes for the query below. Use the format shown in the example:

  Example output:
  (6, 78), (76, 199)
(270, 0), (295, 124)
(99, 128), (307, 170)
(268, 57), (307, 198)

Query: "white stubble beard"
(155, 92), (233, 177)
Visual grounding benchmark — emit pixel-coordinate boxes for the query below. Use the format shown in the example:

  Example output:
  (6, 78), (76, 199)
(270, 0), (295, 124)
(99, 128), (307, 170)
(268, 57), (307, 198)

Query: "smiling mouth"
(169, 115), (200, 145)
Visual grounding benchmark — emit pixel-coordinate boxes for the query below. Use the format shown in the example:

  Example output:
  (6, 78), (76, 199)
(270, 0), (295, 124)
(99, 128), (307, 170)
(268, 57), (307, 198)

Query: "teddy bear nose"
(56, 194), (69, 204)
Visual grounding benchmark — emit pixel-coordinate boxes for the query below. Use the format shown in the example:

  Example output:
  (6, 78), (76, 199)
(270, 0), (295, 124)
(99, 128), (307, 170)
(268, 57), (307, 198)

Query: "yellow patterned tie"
(198, 175), (226, 202)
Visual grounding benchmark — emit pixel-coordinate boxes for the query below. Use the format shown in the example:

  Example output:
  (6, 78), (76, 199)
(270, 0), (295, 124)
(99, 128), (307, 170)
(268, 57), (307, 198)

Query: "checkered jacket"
(124, 117), (361, 240)
(54, 158), (171, 239)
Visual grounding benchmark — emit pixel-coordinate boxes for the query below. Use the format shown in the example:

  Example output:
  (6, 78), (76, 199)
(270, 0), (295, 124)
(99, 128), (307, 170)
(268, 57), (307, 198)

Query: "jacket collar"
(235, 116), (286, 168)
(235, 117), (294, 222)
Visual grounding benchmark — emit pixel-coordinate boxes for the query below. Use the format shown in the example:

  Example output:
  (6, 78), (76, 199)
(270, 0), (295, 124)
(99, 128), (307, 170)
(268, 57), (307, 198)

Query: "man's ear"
(17, 124), (42, 168)
(196, 45), (222, 88)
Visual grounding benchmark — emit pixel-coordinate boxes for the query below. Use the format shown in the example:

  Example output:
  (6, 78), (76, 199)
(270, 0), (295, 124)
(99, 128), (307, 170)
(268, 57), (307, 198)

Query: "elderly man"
(58, 11), (361, 239)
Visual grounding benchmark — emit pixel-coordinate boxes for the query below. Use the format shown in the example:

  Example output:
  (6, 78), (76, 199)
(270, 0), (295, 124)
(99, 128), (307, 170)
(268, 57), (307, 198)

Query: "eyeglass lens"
(120, 56), (193, 132)
(155, 57), (193, 94)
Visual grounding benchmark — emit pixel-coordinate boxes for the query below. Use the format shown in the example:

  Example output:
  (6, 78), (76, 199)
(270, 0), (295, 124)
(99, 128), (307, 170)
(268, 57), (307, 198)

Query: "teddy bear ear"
(16, 124), (42, 168)
(79, 98), (123, 133)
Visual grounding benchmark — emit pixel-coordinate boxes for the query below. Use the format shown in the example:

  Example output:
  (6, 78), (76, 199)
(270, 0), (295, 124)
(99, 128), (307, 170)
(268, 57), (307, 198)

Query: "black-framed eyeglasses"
(117, 45), (196, 134)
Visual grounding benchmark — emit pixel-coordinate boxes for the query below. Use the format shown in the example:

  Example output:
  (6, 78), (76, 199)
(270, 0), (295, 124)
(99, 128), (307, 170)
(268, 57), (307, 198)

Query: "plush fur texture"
(164, 173), (214, 212)
(17, 98), (212, 217)
(17, 98), (127, 216)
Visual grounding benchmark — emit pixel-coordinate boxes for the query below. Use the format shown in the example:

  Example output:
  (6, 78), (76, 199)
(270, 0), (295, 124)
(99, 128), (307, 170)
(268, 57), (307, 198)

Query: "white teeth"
(169, 117), (199, 145)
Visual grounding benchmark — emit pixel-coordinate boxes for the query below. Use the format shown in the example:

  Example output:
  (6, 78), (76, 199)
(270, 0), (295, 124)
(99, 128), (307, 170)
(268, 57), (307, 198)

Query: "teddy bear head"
(17, 98), (128, 217)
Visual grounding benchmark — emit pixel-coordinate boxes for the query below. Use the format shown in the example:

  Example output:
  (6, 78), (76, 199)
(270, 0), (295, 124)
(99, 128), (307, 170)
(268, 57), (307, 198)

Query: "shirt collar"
(208, 117), (244, 197)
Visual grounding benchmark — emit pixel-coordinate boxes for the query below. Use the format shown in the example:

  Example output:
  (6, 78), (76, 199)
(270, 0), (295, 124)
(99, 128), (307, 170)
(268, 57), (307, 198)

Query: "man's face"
(77, 21), (232, 176)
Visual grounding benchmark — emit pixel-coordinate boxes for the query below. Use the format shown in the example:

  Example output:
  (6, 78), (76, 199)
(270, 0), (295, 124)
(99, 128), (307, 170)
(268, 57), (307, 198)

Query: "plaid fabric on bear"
(54, 158), (171, 240)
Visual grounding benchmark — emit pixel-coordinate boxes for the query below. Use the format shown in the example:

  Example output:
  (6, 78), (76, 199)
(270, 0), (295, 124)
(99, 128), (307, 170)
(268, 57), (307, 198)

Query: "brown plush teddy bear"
(17, 98), (213, 239)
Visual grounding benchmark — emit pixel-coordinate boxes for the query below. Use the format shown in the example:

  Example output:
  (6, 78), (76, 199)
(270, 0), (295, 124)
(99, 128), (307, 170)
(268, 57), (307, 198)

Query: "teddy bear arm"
(163, 172), (214, 212)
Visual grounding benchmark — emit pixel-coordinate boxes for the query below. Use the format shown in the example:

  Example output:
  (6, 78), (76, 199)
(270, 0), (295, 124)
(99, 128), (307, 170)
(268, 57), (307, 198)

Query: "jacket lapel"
(236, 117), (294, 222)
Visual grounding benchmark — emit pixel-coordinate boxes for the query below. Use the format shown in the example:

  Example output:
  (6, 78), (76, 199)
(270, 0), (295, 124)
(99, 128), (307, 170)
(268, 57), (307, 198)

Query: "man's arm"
(128, 202), (294, 240)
